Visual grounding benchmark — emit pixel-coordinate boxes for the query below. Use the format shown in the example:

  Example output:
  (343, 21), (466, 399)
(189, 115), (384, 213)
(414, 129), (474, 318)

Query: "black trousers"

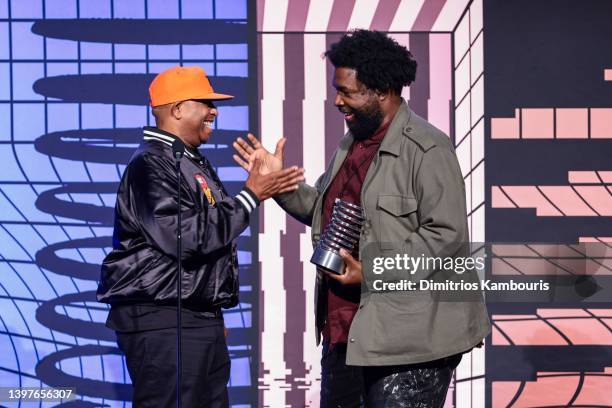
(116, 323), (230, 408)
(320, 342), (461, 408)
(320, 343), (365, 407)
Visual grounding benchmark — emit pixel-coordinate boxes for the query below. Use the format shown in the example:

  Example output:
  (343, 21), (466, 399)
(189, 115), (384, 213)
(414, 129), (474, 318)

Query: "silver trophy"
(310, 199), (365, 274)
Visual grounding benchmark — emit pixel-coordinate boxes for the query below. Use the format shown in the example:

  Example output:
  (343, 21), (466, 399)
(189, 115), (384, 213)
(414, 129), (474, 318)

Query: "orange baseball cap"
(149, 66), (234, 107)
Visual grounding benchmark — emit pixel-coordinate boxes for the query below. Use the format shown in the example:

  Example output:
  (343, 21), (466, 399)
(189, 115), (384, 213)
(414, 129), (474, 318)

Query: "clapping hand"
(245, 158), (304, 201)
(237, 134), (304, 201)
(233, 133), (286, 175)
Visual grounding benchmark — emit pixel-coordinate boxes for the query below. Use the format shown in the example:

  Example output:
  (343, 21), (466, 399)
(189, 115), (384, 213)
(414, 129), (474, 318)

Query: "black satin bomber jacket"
(97, 127), (259, 311)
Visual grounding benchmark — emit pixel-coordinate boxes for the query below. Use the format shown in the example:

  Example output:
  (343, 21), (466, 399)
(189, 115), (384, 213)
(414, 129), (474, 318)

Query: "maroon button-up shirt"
(321, 122), (390, 346)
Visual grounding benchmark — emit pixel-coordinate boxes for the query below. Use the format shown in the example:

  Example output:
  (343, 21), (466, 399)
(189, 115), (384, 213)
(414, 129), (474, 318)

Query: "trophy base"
(310, 246), (344, 275)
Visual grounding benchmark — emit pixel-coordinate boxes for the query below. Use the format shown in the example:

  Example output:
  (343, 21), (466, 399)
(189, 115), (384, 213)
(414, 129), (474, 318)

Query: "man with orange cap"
(97, 66), (304, 407)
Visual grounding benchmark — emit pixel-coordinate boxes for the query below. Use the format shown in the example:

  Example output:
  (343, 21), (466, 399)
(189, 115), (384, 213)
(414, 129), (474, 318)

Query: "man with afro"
(234, 29), (490, 407)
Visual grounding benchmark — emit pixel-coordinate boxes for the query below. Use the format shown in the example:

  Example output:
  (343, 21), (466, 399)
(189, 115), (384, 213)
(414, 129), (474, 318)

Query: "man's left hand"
(324, 248), (363, 285)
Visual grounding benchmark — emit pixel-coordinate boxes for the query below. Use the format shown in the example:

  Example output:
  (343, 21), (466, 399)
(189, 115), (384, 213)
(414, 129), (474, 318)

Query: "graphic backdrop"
(257, 1), (481, 406)
(256, 0), (611, 407)
(485, 1), (612, 407)
(0, 0), (257, 406)
(1, 0), (611, 407)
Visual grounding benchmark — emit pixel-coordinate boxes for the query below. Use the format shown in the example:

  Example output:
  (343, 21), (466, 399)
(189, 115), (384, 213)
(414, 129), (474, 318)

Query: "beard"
(345, 102), (384, 141)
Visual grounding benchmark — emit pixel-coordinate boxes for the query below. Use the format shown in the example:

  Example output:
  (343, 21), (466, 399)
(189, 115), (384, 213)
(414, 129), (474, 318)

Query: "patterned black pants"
(364, 354), (462, 408)
(320, 342), (461, 408)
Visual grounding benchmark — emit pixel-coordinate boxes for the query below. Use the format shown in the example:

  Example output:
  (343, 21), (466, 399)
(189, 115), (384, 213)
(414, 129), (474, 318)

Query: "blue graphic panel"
(0, 0), (257, 406)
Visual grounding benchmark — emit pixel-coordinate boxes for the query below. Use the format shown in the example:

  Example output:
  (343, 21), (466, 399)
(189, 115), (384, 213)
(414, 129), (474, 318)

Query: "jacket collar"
(377, 99), (412, 157)
(142, 127), (200, 159)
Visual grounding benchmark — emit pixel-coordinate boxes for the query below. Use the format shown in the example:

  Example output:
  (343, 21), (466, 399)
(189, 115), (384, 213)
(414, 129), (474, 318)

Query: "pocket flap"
(377, 194), (417, 216)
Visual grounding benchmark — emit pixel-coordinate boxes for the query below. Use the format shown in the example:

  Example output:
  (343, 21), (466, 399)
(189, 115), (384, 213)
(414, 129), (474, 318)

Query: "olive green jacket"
(275, 100), (491, 365)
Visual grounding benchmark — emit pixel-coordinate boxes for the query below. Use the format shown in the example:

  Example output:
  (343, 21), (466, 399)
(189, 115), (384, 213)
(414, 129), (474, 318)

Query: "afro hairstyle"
(325, 29), (417, 95)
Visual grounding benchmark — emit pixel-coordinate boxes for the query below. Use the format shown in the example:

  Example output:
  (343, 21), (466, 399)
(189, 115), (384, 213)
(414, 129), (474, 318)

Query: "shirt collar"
(361, 121), (390, 147)
(142, 126), (201, 159)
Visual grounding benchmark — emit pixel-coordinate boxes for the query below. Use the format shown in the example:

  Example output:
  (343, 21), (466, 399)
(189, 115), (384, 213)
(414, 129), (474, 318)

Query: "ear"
(378, 88), (398, 102)
(170, 102), (183, 120)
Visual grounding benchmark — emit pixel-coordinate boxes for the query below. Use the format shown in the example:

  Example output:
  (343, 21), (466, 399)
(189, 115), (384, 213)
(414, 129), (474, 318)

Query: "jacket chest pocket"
(377, 194), (418, 250)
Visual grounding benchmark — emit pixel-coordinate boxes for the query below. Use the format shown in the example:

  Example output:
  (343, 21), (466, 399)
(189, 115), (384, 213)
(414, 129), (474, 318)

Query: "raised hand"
(233, 133), (285, 175)
(324, 248), (363, 285)
(245, 158), (305, 201)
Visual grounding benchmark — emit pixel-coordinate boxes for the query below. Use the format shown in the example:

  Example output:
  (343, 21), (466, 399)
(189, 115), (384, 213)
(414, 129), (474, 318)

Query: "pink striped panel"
(492, 314), (539, 320)
(538, 186), (597, 216)
(521, 108), (554, 139)
(600, 171), (612, 183)
(492, 326), (511, 346)
(491, 186), (516, 208)
(493, 312), (612, 346)
(493, 185), (612, 216)
(369, 0), (402, 31)
(528, 243), (590, 257)
(493, 381), (521, 408)
(281, 34), (308, 407)
(285, 0), (310, 31)
(573, 373), (612, 406)
(548, 318), (612, 345)
(324, 33), (346, 163)
(493, 320), (567, 345)
(491, 109), (520, 139)
(556, 108), (588, 139)
(499, 257), (595, 278)
(255, 2), (484, 406)
(257, 0), (264, 31)
(568, 171), (601, 184)
(491, 107), (612, 139)
(537, 309), (591, 318)
(491, 244), (538, 257)
(503, 257), (569, 275)
(428, 34), (452, 135)
(491, 258), (522, 275)
(327, 0), (356, 31)
(495, 186), (562, 216)
(573, 186), (612, 215)
(580, 236), (612, 242)
(494, 375), (578, 408)
(591, 108), (612, 138)
(256, 0), (467, 33)
(495, 370), (612, 408)
(413, 0), (447, 31)
(588, 258), (612, 275)
(589, 309), (612, 317)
